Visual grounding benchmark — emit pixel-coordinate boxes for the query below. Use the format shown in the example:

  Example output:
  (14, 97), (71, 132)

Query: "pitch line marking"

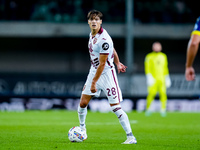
(87, 120), (138, 125)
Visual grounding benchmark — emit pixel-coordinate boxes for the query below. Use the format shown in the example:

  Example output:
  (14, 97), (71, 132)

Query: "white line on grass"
(1, 120), (137, 126)
(87, 120), (138, 125)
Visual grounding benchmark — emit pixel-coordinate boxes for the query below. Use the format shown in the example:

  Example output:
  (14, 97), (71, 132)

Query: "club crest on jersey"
(93, 38), (97, 44)
(102, 42), (109, 50)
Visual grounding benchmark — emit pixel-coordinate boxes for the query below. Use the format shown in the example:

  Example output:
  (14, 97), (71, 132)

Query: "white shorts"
(82, 68), (123, 104)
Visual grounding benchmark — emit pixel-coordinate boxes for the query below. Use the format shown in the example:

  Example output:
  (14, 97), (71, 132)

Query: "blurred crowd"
(0, 0), (197, 23)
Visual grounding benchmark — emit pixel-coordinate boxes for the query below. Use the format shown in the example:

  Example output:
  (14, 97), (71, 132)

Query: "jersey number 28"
(106, 87), (116, 96)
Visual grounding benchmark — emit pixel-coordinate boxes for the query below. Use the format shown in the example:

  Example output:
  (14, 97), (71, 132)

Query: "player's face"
(88, 15), (102, 31)
(152, 43), (162, 52)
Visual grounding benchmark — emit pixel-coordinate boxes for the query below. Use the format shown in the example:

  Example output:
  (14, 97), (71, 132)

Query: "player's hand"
(117, 62), (127, 74)
(185, 67), (195, 81)
(146, 74), (155, 86)
(165, 75), (171, 88)
(90, 82), (97, 93)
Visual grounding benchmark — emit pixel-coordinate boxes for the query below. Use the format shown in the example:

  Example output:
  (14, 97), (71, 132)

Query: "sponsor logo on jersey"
(93, 38), (97, 44)
(102, 42), (109, 50)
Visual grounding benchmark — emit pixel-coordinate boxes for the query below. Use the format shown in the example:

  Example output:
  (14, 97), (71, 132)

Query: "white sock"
(111, 104), (133, 138)
(78, 105), (87, 129)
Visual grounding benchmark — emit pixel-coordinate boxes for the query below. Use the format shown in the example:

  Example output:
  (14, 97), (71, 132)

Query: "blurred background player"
(77, 10), (137, 144)
(185, 16), (200, 81)
(144, 42), (171, 117)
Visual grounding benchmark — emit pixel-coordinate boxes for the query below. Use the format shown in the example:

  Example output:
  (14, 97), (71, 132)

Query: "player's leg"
(110, 103), (137, 144)
(78, 72), (101, 140)
(159, 83), (167, 117)
(78, 94), (92, 128)
(78, 94), (92, 140)
(99, 69), (136, 144)
(146, 83), (157, 116)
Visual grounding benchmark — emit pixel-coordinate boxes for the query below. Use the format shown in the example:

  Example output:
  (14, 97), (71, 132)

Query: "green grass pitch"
(0, 110), (200, 150)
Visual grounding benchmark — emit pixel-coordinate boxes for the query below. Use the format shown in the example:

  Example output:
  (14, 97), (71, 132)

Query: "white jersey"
(88, 27), (114, 74)
(82, 27), (123, 104)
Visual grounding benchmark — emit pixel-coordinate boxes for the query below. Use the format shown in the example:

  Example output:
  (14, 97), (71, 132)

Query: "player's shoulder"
(100, 28), (112, 40)
(145, 52), (153, 61)
(101, 27), (108, 35)
(191, 16), (200, 36)
(146, 52), (154, 57)
(159, 52), (168, 59)
(96, 29), (112, 49)
(160, 51), (166, 55)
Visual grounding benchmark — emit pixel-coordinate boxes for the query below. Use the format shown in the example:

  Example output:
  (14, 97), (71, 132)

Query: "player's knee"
(79, 95), (91, 108)
(148, 90), (157, 98)
(79, 101), (87, 108)
(111, 104), (124, 117)
(148, 88), (156, 95)
(79, 98), (88, 108)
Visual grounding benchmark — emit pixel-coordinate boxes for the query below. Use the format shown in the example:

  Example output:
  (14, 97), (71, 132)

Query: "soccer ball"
(68, 126), (84, 142)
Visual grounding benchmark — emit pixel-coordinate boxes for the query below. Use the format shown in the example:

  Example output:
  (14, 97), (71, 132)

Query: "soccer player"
(144, 42), (171, 117)
(185, 16), (200, 81)
(77, 10), (137, 144)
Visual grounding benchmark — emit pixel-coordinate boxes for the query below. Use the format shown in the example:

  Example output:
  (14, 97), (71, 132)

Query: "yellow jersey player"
(185, 16), (200, 81)
(144, 42), (171, 117)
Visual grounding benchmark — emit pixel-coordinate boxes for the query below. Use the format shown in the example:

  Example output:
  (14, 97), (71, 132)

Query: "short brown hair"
(87, 10), (103, 20)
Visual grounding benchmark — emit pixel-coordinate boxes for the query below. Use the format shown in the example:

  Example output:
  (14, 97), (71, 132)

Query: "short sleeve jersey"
(191, 16), (200, 36)
(88, 27), (114, 74)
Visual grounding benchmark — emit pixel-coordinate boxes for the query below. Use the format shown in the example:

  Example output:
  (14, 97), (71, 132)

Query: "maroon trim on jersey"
(107, 59), (113, 68)
(111, 69), (120, 103)
(100, 53), (109, 55)
(98, 27), (103, 34)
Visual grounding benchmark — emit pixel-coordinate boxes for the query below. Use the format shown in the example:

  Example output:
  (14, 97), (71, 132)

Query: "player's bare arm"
(91, 54), (108, 93)
(113, 48), (127, 73)
(186, 34), (200, 68)
(185, 34), (200, 81)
